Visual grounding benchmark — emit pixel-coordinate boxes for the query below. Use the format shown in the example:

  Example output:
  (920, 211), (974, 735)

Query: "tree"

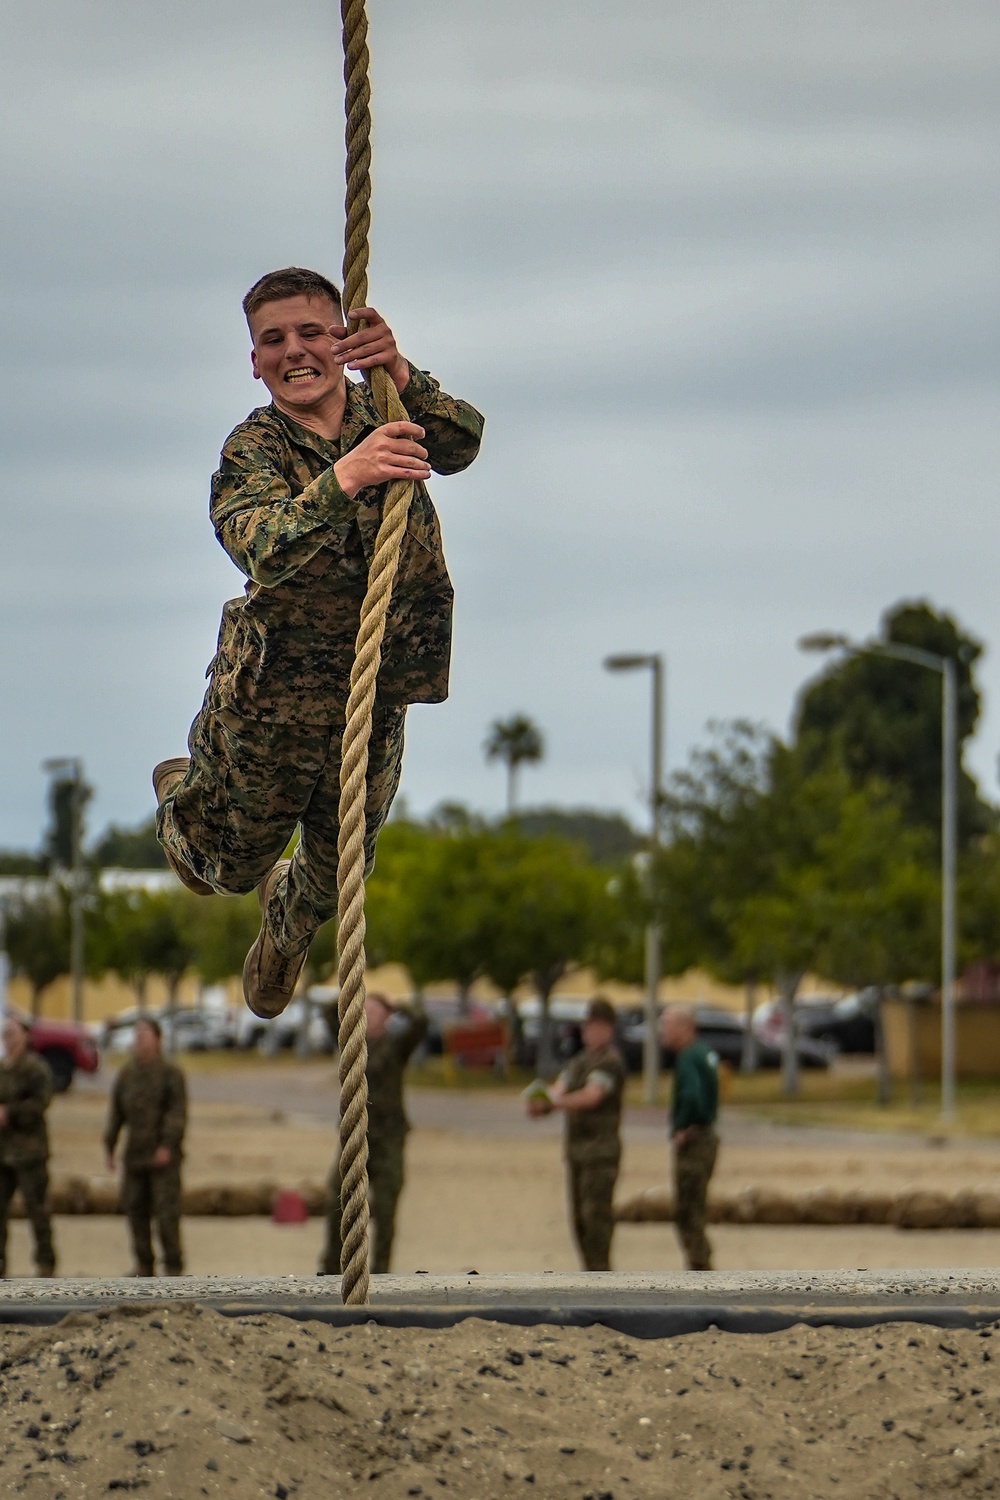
(475, 829), (608, 1075)
(4, 890), (71, 1015)
(91, 889), (195, 1007)
(484, 715), (544, 815)
(91, 816), (166, 869)
(181, 893), (262, 985)
(515, 807), (639, 863)
(796, 600), (991, 848)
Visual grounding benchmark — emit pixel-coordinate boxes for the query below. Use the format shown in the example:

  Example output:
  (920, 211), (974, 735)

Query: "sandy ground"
(1, 1307), (1000, 1498)
(13, 1073), (1000, 1278)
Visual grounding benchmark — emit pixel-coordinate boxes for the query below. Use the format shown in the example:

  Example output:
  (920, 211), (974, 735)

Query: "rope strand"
(336, 0), (415, 1307)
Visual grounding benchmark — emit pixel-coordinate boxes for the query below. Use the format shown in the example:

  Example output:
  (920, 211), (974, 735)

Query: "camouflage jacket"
(559, 1042), (626, 1164)
(0, 1051), (53, 1167)
(206, 365), (484, 723)
(104, 1056), (188, 1170)
(366, 1003), (429, 1149)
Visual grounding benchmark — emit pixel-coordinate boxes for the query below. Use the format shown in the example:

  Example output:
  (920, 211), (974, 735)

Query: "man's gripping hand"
(329, 306), (410, 394)
(334, 421), (431, 499)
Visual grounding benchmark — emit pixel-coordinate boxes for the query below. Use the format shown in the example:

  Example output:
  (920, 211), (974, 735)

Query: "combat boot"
(151, 758), (214, 896)
(242, 859), (306, 1020)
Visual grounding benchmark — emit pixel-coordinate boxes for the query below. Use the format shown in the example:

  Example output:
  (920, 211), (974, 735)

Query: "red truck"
(26, 1017), (100, 1093)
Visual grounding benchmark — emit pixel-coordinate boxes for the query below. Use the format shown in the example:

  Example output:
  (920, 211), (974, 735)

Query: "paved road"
(77, 1060), (1000, 1154)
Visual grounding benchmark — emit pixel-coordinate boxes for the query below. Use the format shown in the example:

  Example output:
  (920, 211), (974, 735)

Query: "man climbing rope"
(154, 266), (483, 1018)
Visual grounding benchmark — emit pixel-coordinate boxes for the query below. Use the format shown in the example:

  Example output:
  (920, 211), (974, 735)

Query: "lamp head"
(604, 653), (653, 672)
(797, 632), (851, 654)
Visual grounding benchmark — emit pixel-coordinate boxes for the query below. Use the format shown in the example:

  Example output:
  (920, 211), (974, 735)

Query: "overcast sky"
(2, 0), (998, 849)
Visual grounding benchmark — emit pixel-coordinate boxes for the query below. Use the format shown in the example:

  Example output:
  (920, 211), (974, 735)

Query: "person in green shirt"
(660, 1006), (719, 1271)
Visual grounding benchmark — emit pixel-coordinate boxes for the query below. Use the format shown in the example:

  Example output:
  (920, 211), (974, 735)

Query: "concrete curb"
(3, 1271), (1000, 1336)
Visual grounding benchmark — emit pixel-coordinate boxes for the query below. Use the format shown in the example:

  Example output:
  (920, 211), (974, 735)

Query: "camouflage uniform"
(158, 366), (483, 958)
(0, 1051), (55, 1275)
(559, 1042), (626, 1272)
(669, 1041), (719, 1271)
(104, 1055), (188, 1276)
(321, 1002), (429, 1276)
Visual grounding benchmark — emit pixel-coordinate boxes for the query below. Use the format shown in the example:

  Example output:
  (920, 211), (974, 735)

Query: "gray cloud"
(1, 0), (998, 846)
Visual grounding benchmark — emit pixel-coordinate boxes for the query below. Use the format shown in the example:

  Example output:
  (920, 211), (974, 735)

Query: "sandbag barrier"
(615, 1185), (1000, 1230)
(10, 1180), (1000, 1228)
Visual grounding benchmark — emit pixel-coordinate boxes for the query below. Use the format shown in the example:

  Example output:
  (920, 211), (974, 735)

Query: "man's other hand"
(334, 421), (431, 499)
(152, 1145), (172, 1169)
(329, 307), (410, 393)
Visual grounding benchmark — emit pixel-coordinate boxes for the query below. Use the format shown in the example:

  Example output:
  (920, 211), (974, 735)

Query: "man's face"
(249, 294), (344, 414)
(133, 1021), (161, 1064)
(582, 1018), (614, 1053)
(2, 1019), (28, 1061)
(660, 1010), (694, 1053)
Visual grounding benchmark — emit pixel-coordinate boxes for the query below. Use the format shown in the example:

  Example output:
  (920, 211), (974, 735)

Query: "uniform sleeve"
(399, 365), (484, 476)
(103, 1072), (125, 1154)
(159, 1068), (188, 1152)
(7, 1061), (52, 1130)
(210, 426), (359, 587)
(395, 1001), (430, 1065)
(671, 1051), (707, 1131)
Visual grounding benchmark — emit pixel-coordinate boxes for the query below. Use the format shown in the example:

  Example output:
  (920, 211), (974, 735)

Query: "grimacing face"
(249, 293), (344, 415)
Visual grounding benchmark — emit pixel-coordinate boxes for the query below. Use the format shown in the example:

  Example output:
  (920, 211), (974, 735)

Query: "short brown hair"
(586, 996), (617, 1027)
(242, 267), (343, 325)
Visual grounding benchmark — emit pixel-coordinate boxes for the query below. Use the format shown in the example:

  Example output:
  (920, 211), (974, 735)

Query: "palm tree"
(484, 715), (545, 815)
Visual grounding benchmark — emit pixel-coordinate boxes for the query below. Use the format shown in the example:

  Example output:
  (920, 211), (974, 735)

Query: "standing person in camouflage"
(104, 1018), (188, 1277)
(0, 1015), (56, 1277)
(153, 267), (484, 1022)
(319, 993), (428, 1276)
(660, 1006), (719, 1271)
(526, 997), (626, 1271)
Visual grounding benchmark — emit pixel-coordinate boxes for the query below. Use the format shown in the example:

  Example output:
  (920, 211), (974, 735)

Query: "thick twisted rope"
(336, 0), (414, 1306)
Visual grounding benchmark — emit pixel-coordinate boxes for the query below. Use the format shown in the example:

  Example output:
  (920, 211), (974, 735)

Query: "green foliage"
(178, 892), (262, 986)
(4, 890), (71, 1009)
(483, 714), (545, 813)
(90, 888), (196, 1002)
(90, 816), (166, 869)
(514, 807), (639, 864)
(44, 774), (92, 871)
(796, 600), (991, 847)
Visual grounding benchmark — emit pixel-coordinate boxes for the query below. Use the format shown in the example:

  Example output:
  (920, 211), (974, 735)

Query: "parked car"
(27, 1017), (100, 1093)
(512, 997), (590, 1071)
(235, 994), (335, 1055)
(797, 990), (878, 1055)
(621, 1003), (830, 1073)
(102, 1005), (235, 1055)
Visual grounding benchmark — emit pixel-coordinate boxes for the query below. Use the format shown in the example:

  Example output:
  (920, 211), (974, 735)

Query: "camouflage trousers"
(122, 1164), (184, 1276)
(158, 699), (407, 956)
(0, 1162), (55, 1274)
(673, 1127), (718, 1271)
(320, 1136), (405, 1276)
(567, 1153), (620, 1272)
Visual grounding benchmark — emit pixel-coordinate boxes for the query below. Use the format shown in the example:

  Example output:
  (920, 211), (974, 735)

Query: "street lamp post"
(604, 653), (665, 1106)
(42, 758), (86, 1024)
(799, 633), (958, 1120)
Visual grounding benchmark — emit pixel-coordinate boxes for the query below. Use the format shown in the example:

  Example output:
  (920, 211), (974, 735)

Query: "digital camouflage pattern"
(673, 1127), (718, 1272)
(207, 363), (484, 722)
(0, 1052), (55, 1274)
(104, 1056), (188, 1169)
(0, 1050), (53, 1166)
(559, 1042), (626, 1165)
(558, 1041), (626, 1271)
(321, 1003), (429, 1275)
(158, 702), (406, 955)
(0, 1163), (55, 1275)
(122, 1163), (183, 1276)
(567, 1157), (618, 1272)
